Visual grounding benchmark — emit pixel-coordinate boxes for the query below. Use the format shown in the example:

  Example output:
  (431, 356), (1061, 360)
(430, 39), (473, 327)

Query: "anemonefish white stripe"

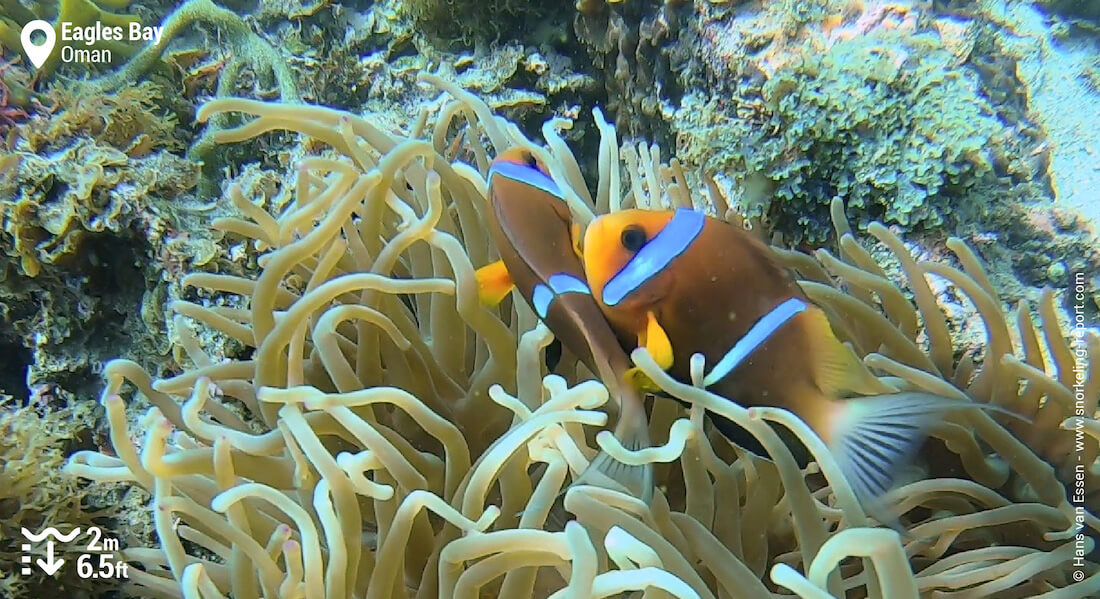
(532, 274), (592, 319)
(488, 161), (563, 200)
(703, 297), (808, 387)
(547, 273), (591, 295)
(603, 208), (705, 307)
(532, 284), (554, 318)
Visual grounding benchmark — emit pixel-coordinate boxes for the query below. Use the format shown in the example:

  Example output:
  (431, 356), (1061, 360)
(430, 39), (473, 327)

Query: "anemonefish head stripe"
(488, 160), (563, 200)
(532, 284), (554, 318)
(603, 208), (705, 307)
(703, 297), (808, 386)
(532, 274), (592, 318)
(547, 273), (590, 295)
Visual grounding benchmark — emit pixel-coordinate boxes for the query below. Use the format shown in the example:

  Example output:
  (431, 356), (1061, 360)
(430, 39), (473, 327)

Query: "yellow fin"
(625, 367), (662, 393)
(571, 222), (584, 260)
(803, 308), (894, 397)
(475, 260), (514, 306)
(644, 311), (674, 370)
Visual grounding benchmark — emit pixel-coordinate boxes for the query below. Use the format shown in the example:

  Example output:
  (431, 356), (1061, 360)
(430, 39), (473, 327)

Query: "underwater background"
(1, 0), (1099, 597)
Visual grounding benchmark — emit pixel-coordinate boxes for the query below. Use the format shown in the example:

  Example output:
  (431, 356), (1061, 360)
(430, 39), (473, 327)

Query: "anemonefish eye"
(524, 152), (539, 169)
(620, 225), (647, 253)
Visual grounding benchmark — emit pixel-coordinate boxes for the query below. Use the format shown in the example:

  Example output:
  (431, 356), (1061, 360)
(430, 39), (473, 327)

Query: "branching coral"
(77, 0), (300, 182)
(65, 77), (1099, 598)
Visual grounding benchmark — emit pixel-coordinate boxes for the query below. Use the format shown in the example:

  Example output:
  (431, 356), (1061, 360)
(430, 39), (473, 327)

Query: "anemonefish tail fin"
(544, 446), (655, 532)
(803, 307), (895, 396)
(823, 392), (1014, 514)
(545, 389), (654, 531)
(578, 384), (654, 499)
(475, 260), (514, 306)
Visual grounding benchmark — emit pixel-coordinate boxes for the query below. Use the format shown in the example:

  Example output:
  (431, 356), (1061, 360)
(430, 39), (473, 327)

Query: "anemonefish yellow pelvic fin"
(475, 259), (515, 307)
(623, 311), (673, 393)
(483, 147), (654, 506)
(582, 207), (997, 507)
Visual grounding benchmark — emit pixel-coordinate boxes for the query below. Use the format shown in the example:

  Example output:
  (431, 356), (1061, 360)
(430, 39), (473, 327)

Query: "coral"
(78, 0), (300, 186)
(0, 140), (211, 401)
(675, 4), (1019, 243)
(64, 81), (1099, 598)
(399, 0), (565, 45)
(86, 0), (298, 102)
(2, 139), (196, 278)
(18, 81), (183, 157)
(0, 76), (224, 402)
(575, 0), (691, 144)
(0, 395), (125, 598)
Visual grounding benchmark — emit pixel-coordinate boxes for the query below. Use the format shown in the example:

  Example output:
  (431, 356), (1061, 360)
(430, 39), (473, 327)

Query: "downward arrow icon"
(36, 541), (64, 575)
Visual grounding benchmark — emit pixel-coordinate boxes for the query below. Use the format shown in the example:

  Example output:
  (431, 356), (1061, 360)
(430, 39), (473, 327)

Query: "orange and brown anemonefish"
(582, 207), (984, 504)
(474, 147), (653, 502)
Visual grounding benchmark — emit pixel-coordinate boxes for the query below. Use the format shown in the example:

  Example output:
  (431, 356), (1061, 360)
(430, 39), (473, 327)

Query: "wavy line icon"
(22, 527), (82, 543)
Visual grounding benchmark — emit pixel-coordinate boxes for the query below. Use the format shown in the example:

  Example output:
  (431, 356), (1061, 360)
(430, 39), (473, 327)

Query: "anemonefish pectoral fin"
(823, 392), (1006, 506)
(803, 308), (895, 397)
(626, 312), (673, 392)
(570, 222), (584, 260)
(642, 311), (674, 370)
(475, 260), (515, 306)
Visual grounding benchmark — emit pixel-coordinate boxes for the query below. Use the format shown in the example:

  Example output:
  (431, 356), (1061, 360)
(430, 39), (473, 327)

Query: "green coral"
(679, 24), (1009, 242)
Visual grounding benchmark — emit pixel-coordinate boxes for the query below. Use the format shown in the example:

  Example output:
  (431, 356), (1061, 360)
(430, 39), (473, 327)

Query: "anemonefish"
(583, 207), (980, 504)
(475, 148), (653, 502)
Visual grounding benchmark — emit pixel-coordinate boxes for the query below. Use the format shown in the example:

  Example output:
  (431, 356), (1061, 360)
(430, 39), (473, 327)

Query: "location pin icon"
(21, 20), (56, 70)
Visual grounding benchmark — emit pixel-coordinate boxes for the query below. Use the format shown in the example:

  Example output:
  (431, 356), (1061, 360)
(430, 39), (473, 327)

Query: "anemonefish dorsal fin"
(475, 260), (515, 306)
(802, 306), (895, 397)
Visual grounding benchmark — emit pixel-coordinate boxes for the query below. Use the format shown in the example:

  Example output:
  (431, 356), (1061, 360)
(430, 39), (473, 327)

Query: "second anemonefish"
(474, 147), (653, 502)
(582, 207), (981, 504)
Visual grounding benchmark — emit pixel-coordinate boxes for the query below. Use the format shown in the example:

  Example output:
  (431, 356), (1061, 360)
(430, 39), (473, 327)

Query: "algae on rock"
(0, 397), (134, 598)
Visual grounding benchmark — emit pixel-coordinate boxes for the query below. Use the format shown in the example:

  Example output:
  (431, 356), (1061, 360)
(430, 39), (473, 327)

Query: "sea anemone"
(66, 76), (1099, 598)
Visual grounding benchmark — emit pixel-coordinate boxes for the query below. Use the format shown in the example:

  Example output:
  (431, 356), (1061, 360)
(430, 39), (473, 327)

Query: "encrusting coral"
(659, 0), (1056, 247)
(65, 77), (1100, 598)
